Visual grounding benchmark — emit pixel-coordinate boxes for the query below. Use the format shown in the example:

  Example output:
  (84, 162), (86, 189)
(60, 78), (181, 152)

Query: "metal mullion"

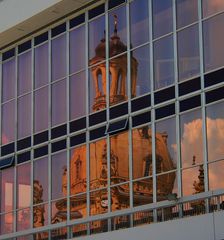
(105, 0), (112, 232)
(172, 0), (182, 217)
(48, 30), (52, 237)
(66, 20), (71, 238)
(85, 10), (91, 236)
(198, 0), (209, 212)
(126, 0), (133, 228)
(30, 38), (34, 230)
(0, 53), (2, 148)
(148, 0), (157, 222)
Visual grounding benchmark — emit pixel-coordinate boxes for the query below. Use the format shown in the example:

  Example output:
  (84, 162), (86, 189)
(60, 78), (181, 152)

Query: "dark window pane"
(131, 94), (151, 112)
(17, 151), (31, 164)
(204, 68), (224, 87)
(152, 0), (173, 38)
(70, 117), (86, 133)
(180, 95), (201, 112)
(109, 0), (125, 9)
(176, 0), (198, 28)
(70, 26), (85, 73)
(2, 101), (15, 144)
(70, 14), (85, 29)
(154, 35), (174, 90)
(18, 40), (31, 54)
(34, 146), (48, 159)
(89, 4), (105, 19)
(34, 43), (49, 88)
(52, 34), (66, 81)
(18, 51), (32, 95)
(206, 101), (224, 162)
(70, 72), (86, 120)
(178, 24), (200, 81)
(1, 143), (15, 156)
(110, 102), (128, 119)
(52, 79), (67, 126)
(34, 131), (48, 145)
(131, 45), (150, 98)
(178, 77), (201, 96)
(34, 32), (48, 46)
(89, 111), (106, 126)
(51, 23), (66, 37)
(132, 111), (151, 127)
(130, 0), (149, 48)
(154, 86), (175, 105)
(206, 86), (224, 104)
(155, 104), (175, 120)
(34, 86), (49, 133)
(51, 124), (67, 139)
(0, 156), (14, 169)
(180, 109), (203, 168)
(18, 94), (31, 139)
(51, 139), (67, 153)
(203, 13), (224, 72)
(2, 59), (15, 102)
(2, 48), (15, 61)
(90, 126), (106, 141)
(70, 133), (86, 147)
(106, 118), (128, 134)
(17, 137), (31, 151)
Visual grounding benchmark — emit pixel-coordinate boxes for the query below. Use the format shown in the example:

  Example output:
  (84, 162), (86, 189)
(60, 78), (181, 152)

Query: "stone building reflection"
(32, 18), (176, 231)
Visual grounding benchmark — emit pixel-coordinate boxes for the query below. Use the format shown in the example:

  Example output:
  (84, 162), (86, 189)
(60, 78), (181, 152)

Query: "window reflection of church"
(33, 19), (177, 236)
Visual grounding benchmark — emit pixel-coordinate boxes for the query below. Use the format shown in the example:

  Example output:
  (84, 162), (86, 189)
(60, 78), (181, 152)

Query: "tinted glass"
(153, 0), (173, 38)
(34, 43), (49, 88)
(2, 100), (15, 144)
(34, 86), (49, 133)
(18, 94), (31, 139)
(206, 101), (224, 162)
(180, 109), (203, 168)
(70, 25), (85, 73)
(0, 212), (13, 235)
(130, 0), (149, 48)
(2, 59), (15, 102)
(70, 72), (86, 120)
(52, 79), (67, 126)
(52, 34), (66, 81)
(177, 24), (200, 81)
(131, 45), (150, 98)
(208, 160), (224, 190)
(203, 0), (224, 17)
(203, 13), (224, 72)
(17, 207), (30, 231)
(51, 151), (67, 200)
(154, 35), (174, 90)
(176, 0), (198, 29)
(18, 51), (32, 96)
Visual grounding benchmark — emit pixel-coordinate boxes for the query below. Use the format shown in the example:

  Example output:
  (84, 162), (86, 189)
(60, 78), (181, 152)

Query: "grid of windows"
(0, 0), (224, 239)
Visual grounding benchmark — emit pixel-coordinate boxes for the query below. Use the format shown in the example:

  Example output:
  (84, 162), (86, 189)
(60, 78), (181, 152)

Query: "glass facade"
(0, 0), (224, 239)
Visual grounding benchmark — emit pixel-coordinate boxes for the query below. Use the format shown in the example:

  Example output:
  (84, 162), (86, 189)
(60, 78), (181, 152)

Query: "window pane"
(130, 0), (149, 48)
(154, 35), (174, 90)
(33, 157), (48, 203)
(133, 178), (153, 207)
(51, 151), (67, 200)
(34, 86), (49, 133)
(203, 13), (224, 72)
(132, 126), (152, 180)
(155, 117), (177, 174)
(70, 26), (85, 73)
(180, 109), (203, 168)
(131, 45), (150, 98)
(0, 168), (14, 213)
(110, 131), (129, 184)
(90, 189), (108, 215)
(157, 172), (177, 202)
(89, 63), (106, 113)
(152, 0), (173, 38)
(203, 0), (224, 17)
(109, 5), (127, 57)
(70, 145), (86, 195)
(176, 0), (198, 29)
(33, 203), (48, 228)
(2, 100), (15, 144)
(34, 43), (49, 88)
(18, 51), (32, 96)
(17, 163), (31, 209)
(52, 34), (66, 81)
(17, 208), (30, 231)
(89, 15), (105, 62)
(70, 72), (86, 120)
(18, 94), (31, 139)
(182, 166), (205, 196)
(90, 138), (107, 190)
(0, 212), (14, 235)
(51, 199), (67, 224)
(2, 59), (15, 102)
(206, 101), (224, 162)
(178, 25), (200, 81)
(52, 79), (67, 126)
(209, 160), (224, 190)
(109, 54), (127, 106)
(70, 194), (87, 220)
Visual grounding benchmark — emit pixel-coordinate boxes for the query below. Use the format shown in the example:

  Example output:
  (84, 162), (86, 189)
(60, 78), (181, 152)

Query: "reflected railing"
(2, 190), (224, 240)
